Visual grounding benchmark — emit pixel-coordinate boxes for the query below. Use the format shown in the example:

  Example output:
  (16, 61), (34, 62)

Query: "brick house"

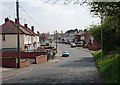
(74, 30), (85, 46)
(75, 30), (101, 50)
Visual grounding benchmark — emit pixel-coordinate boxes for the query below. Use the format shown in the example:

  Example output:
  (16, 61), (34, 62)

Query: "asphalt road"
(2, 43), (103, 84)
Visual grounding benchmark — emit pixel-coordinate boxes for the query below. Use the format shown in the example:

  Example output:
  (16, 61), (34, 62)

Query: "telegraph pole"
(16, 0), (20, 68)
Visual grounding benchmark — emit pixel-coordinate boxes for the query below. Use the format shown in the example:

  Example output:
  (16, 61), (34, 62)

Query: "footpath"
(0, 53), (60, 80)
(0, 67), (11, 73)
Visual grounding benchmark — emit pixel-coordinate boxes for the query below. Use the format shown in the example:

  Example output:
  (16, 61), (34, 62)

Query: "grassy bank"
(92, 50), (120, 83)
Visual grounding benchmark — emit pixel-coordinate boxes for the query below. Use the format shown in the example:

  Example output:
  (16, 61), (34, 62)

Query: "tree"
(89, 25), (101, 44)
(88, 2), (120, 52)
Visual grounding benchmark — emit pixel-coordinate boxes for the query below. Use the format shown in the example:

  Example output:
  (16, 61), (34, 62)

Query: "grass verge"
(92, 50), (120, 83)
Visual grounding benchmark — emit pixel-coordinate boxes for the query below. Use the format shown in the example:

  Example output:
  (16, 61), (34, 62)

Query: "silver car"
(62, 51), (69, 57)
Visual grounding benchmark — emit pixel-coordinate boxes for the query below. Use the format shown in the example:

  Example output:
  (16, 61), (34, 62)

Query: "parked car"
(62, 51), (69, 57)
(40, 42), (46, 46)
(45, 43), (49, 46)
(70, 43), (76, 47)
(75, 41), (83, 47)
(64, 41), (70, 44)
(40, 42), (49, 46)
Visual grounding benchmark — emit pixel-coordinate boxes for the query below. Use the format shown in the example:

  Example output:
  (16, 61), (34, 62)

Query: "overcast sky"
(0, 0), (101, 34)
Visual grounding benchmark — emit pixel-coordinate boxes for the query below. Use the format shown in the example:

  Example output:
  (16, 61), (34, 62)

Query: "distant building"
(48, 35), (54, 43)
(60, 29), (78, 43)
(39, 33), (49, 42)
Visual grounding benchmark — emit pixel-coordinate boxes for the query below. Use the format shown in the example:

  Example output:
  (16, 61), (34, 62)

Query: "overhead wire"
(19, 5), (47, 32)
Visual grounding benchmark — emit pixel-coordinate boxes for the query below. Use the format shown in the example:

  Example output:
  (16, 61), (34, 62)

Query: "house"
(0, 18), (39, 52)
(74, 30), (85, 46)
(39, 33), (49, 42)
(74, 29), (95, 46)
(75, 29), (101, 50)
(22, 24), (40, 51)
(84, 30), (92, 44)
(47, 34), (54, 43)
(60, 29), (78, 43)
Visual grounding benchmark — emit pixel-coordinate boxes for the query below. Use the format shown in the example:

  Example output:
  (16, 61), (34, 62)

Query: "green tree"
(89, 2), (120, 52)
(89, 25), (101, 44)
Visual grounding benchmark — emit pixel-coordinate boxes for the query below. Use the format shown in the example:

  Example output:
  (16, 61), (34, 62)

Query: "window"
(2, 34), (5, 41)
(81, 36), (85, 40)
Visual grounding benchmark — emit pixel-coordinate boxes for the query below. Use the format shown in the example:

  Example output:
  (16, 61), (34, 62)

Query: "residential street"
(2, 43), (102, 83)
(1, 1), (120, 84)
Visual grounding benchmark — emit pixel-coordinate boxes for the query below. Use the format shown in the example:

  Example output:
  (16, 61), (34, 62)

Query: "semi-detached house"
(0, 18), (39, 52)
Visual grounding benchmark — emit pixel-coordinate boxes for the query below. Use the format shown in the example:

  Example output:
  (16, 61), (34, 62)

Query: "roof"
(0, 19), (36, 36)
(20, 25), (36, 36)
(39, 33), (48, 38)
(84, 32), (92, 40)
(76, 31), (84, 36)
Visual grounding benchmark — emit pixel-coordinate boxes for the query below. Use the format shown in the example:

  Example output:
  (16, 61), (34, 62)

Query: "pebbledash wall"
(0, 34), (25, 50)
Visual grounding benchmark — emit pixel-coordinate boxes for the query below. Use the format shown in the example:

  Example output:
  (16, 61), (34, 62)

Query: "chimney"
(31, 26), (34, 32)
(37, 31), (40, 34)
(24, 24), (28, 28)
(15, 18), (17, 23)
(5, 17), (9, 22)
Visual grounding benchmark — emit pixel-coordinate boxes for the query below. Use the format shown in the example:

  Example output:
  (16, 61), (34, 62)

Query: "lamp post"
(56, 30), (57, 53)
(101, 13), (103, 59)
(16, 0), (20, 68)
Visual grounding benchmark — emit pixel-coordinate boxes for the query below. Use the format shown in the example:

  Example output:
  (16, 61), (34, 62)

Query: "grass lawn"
(92, 50), (120, 83)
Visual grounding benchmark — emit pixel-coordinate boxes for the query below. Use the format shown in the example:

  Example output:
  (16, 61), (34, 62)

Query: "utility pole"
(101, 13), (103, 59)
(56, 30), (57, 53)
(16, 0), (20, 68)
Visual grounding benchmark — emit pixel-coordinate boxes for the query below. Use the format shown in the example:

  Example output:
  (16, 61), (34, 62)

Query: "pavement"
(0, 67), (12, 80)
(0, 53), (59, 80)
(0, 67), (11, 72)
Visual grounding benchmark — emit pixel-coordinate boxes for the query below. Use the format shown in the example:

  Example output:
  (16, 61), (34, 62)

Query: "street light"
(56, 30), (57, 53)
(100, 13), (103, 59)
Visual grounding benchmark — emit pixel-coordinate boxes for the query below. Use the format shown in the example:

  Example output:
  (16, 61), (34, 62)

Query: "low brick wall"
(19, 59), (29, 68)
(20, 52), (47, 59)
(88, 45), (101, 51)
(1, 52), (47, 59)
(0, 57), (29, 68)
(35, 55), (47, 64)
(1, 57), (17, 68)
(1, 52), (48, 67)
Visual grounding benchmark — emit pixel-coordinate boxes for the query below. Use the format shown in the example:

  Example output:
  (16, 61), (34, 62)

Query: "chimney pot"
(15, 18), (20, 24)
(24, 24), (28, 28)
(31, 26), (34, 32)
(37, 31), (40, 34)
(5, 17), (9, 22)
